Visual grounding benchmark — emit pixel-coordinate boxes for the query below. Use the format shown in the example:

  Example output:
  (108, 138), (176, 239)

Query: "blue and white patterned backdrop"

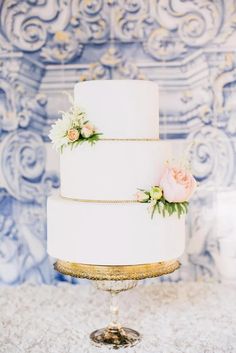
(0, 0), (236, 284)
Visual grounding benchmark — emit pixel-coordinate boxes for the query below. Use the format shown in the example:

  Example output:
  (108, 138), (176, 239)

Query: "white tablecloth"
(0, 282), (235, 353)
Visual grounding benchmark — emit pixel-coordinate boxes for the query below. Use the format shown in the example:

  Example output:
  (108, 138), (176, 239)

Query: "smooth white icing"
(47, 80), (185, 266)
(74, 80), (159, 138)
(60, 140), (171, 200)
(47, 195), (185, 265)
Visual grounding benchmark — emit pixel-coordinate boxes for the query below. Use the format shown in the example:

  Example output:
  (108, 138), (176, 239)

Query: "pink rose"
(67, 128), (79, 142)
(81, 122), (94, 138)
(159, 166), (197, 202)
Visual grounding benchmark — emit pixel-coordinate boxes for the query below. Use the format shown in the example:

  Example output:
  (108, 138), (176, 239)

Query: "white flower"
(49, 115), (72, 151)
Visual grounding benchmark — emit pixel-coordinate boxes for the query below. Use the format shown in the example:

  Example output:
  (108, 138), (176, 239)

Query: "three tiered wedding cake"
(47, 80), (195, 266)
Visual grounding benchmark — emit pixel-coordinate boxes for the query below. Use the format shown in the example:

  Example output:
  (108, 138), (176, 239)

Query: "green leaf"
(176, 204), (183, 218)
(156, 202), (161, 215)
(162, 204), (166, 217)
(182, 202), (189, 213)
(151, 204), (157, 219)
(166, 203), (170, 216)
(170, 203), (175, 216)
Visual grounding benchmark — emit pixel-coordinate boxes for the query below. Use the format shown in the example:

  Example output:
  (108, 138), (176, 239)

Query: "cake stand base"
(90, 279), (140, 349)
(54, 259), (180, 349)
(90, 326), (141, 349)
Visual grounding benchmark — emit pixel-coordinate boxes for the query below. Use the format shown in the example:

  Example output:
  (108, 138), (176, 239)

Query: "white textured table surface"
(0, 282), (235, 353)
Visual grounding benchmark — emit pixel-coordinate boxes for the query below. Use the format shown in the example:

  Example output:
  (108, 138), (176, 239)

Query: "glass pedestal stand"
(54, 260), (180, 350)
(91, 280), (140, 349)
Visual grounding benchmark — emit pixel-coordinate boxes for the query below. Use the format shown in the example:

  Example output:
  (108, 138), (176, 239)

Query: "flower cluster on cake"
(49, 94), (101, 152)
(136, 163), (196, 218)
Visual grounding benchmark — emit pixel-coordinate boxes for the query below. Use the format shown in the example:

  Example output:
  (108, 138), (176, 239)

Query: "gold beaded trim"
(100, 138), (159, 141)
(54, 259), (181, 281)
(61, 196), (137, 204)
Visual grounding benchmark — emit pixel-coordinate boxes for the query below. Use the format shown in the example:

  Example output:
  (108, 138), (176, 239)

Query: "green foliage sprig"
(136, 187), (189, 219)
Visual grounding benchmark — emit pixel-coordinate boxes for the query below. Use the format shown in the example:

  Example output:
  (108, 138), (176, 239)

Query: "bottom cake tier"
(47, 195), (185, 266)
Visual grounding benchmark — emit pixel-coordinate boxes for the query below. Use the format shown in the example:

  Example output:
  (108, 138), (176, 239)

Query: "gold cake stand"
(54, 259), (180, 349)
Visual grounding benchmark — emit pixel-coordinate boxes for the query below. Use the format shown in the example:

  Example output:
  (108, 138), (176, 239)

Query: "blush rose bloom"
(67, 128), (79, 142)
(135, 190), (150, 202)
(81, 122), (94, 138)
(159, 166), (197, 202)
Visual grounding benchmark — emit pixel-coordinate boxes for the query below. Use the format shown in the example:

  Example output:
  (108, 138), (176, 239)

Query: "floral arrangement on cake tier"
(135, 163), (197, 219)
(49, 93), (102, 152)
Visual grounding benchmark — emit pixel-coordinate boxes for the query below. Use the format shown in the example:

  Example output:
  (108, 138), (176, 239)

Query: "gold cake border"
(100, 138), (159, 141)
(54, 259), (181, 281)
(61, 196), (137, 203)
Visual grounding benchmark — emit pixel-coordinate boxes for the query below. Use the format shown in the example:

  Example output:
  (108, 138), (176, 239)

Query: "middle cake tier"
(60, 140), (171, 200)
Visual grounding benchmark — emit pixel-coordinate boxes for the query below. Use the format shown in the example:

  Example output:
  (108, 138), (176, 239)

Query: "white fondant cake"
(47, 196), (185, 265)
(60, 141), (171, 200)
(74, 80), (159, 138)
(47, 80), (186, 266)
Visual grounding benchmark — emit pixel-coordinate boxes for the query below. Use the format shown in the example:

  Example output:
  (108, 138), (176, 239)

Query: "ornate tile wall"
(0, 0), (236, 284)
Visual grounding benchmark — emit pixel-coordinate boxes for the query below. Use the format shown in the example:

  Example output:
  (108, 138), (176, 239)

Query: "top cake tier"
(74, 80), (159, 139)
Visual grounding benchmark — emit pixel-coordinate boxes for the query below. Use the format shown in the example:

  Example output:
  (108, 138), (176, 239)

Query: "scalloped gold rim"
(54, 259), (181, 281)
